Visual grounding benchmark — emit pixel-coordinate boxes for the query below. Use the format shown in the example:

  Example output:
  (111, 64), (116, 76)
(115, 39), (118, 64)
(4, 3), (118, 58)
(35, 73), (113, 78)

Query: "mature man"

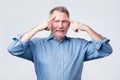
(8, 6), (112, 80)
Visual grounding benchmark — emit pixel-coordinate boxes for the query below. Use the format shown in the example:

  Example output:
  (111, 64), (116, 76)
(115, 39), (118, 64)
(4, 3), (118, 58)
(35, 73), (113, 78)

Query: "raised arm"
(70, 21), (102, 41)
(71, 20), (112, 60)
(20, 17), (55, 42)
(7, 17), (55, 61)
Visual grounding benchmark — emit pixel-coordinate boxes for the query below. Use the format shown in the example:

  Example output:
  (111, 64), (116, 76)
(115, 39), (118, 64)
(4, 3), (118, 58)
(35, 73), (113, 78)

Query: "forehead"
(51, 10), (69, 20)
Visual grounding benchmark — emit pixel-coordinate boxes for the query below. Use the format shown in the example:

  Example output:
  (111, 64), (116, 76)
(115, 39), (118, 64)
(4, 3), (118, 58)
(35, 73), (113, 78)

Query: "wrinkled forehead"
(50, 10), (69, 18)
(50, 10), (69, 20)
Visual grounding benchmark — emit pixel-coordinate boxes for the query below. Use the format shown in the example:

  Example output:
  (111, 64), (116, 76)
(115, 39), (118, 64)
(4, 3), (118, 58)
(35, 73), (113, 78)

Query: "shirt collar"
(46, 33), (70, 41)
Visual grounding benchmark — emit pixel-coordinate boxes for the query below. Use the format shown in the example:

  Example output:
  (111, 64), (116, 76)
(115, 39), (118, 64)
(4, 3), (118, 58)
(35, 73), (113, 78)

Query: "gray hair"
(49, 6), (70, 17)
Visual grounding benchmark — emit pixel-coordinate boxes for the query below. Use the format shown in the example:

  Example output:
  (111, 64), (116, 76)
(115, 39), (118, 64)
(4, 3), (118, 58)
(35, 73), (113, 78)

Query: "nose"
(58, 22), (63, 29)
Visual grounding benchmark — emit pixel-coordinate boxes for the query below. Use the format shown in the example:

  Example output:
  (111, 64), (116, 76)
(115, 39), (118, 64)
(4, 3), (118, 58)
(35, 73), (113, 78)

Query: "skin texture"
(50, 10), (70, 41)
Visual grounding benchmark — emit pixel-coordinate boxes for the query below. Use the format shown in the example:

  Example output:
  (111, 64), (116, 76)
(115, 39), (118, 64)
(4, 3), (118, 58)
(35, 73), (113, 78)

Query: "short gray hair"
(49, 6), (70, 17)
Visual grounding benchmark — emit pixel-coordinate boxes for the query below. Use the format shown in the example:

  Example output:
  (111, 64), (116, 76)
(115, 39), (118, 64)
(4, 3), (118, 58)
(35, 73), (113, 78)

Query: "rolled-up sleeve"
(84, 36), (113, 61)
(7, 34), (33, 61)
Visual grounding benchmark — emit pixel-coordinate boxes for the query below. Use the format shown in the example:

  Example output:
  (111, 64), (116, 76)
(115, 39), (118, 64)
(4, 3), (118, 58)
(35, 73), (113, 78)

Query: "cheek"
(51, 25), (57, 31)
(65, 27), (69, 31)
(64, 24), (70, 30)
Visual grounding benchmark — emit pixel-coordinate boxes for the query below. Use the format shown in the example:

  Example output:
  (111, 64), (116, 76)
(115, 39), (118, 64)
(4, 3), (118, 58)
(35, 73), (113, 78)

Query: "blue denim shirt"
(8, 34), (112, 80)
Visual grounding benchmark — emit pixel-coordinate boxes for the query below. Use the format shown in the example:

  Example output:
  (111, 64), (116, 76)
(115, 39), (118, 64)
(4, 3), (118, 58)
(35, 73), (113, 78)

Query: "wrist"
(35, 25), (43, 32)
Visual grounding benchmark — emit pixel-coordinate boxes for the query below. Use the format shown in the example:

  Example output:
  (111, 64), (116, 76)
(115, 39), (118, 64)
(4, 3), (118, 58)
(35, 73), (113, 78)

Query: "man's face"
(50, 10), (70, 39)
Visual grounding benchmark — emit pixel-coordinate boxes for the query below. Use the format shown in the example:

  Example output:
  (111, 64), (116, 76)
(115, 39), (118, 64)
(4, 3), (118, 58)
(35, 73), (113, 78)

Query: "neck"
(56, 36), (64, 42)
(53, 35), (65, 42)
(51, 33), (66, 42)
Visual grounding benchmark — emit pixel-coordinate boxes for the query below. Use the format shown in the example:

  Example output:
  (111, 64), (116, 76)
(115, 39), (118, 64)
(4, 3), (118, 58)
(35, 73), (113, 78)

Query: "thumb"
(70, 20), (79, 32)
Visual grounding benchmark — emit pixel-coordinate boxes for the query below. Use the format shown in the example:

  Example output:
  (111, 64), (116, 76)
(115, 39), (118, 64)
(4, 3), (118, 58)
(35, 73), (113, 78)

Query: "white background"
(0, 0), (120, 80)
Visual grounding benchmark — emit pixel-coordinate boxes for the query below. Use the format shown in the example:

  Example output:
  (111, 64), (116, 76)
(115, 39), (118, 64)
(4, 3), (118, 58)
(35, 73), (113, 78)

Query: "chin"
(56, 33), (66, 37)
(58, 35), (66, 39)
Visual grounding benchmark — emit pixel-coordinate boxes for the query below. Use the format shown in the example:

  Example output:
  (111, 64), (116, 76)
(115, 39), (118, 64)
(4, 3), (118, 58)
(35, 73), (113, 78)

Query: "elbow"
(7, 45), (14, 55)
(103, 45), (113, 56)
(7, 46), (12, 54)
(103, 42), (113, 56)
(7, 37), (25, 56)
(7, 45), (24, 56)
(108, 46), (113, 55)
(107, 44), (113, 55)
(7, 46), (18, 56)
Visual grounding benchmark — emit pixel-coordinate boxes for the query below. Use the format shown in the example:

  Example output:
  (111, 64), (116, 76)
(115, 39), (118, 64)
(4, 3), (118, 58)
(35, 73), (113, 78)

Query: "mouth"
(56, 30), (64, 32)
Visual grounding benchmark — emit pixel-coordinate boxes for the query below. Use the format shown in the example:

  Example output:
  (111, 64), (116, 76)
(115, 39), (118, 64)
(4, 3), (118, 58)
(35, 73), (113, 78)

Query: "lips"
(56, 30), (64, 32)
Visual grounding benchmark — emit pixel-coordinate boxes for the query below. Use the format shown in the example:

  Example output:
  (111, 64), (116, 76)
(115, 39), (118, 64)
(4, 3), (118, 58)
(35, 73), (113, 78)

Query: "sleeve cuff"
(13, 34), (23, 40)
(93, 36), (110, 49)
(12, 34), (30, 49)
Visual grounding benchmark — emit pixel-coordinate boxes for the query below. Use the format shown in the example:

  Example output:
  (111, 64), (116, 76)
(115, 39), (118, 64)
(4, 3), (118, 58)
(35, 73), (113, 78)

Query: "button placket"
(58, 42), (64, 80)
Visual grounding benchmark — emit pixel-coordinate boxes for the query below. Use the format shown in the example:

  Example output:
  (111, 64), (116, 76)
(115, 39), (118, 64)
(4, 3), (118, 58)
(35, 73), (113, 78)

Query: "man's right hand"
(20, 17), (55, 42)
(36, 16), (55, 31)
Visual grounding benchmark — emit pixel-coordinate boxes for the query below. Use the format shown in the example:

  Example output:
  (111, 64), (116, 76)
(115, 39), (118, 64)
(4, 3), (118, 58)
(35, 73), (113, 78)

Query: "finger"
(72, 27), (78, 32)
(48, 16), (56, 22)
(47, 16), (55, 27)
(75, 29), (78, 32)
(45, 27), (50, 31)
(48, 16), (56, 28)
(65, 17), (70, 22)
(69, 19), (74, 24)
